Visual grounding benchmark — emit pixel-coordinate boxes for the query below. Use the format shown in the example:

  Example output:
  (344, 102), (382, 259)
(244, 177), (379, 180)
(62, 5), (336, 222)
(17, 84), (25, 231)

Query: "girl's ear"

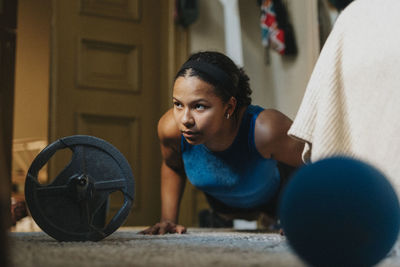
(225, 96), (237, 117)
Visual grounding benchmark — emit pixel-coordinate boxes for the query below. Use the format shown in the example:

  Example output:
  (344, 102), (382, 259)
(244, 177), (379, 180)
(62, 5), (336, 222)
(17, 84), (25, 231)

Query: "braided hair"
(175, 51), (252, 120)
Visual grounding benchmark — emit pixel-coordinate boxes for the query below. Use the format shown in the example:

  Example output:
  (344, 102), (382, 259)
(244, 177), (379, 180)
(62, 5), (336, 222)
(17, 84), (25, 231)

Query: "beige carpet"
(8, 228), (400, 267)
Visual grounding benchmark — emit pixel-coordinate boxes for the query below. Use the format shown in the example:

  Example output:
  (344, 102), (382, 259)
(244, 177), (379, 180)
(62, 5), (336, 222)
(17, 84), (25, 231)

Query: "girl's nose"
(182, 109), (194, 128)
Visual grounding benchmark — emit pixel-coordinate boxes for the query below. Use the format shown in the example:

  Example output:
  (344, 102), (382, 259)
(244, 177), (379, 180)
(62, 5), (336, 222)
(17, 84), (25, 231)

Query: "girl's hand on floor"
(139, 220), (186, 235)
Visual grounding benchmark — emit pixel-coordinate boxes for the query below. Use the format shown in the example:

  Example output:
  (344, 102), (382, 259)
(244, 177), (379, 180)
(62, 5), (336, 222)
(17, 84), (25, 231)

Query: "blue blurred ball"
(279, 157), (400, 267)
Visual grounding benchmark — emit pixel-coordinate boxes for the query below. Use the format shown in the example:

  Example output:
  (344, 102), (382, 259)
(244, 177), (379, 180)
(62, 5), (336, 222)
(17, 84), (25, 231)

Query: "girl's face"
(172, 76), (233, 146)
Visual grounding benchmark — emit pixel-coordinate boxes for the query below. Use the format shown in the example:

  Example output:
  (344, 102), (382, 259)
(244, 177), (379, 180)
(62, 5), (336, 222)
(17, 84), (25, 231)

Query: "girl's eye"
(195, 104), (206, 110)
(174, 102), (183, 108)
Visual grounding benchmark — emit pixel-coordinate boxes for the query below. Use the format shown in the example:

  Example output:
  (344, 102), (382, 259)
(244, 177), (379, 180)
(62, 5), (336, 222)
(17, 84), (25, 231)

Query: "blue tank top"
(181, 105), (280, 209)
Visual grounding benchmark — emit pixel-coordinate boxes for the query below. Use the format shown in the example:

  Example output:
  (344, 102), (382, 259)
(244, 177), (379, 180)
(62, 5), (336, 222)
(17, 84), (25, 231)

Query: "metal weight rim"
(25, 135), (135, 241)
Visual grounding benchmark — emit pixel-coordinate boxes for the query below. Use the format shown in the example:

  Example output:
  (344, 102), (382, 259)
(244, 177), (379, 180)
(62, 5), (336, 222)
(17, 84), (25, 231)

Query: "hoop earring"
(225, 113), (230, 119)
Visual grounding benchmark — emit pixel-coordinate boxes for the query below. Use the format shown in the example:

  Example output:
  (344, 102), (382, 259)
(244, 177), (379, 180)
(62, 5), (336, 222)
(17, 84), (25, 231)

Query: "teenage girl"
(141, 51), (304, 234)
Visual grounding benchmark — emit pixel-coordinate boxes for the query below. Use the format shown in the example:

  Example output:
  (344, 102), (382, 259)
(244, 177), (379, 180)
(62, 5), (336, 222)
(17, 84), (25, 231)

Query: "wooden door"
(49, 0), (186, 226)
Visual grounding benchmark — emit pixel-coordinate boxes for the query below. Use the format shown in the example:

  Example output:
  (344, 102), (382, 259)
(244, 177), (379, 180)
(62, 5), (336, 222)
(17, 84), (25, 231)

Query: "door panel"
(76, 112), (142, 216)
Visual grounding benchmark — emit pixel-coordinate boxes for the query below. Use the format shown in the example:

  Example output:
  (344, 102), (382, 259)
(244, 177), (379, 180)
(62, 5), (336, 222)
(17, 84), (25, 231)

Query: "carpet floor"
(8, 228), (400, 267)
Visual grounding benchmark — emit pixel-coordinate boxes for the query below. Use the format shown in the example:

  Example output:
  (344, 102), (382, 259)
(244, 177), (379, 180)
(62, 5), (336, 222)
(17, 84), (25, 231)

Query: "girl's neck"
(204, 106), (247, 152)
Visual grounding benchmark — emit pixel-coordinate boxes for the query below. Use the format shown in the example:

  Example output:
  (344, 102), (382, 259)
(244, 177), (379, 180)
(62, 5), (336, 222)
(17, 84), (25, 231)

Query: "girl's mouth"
(182, 130), (200, 139)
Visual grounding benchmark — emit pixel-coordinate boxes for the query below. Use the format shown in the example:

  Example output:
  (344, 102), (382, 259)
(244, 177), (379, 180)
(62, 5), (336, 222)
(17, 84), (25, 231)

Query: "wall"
(13, 0), (51, 141)
(12, 0), (320, 140)
(190, 0), (320, 119)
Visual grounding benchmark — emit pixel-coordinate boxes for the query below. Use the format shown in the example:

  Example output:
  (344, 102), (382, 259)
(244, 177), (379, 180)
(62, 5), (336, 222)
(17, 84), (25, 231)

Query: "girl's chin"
(184, 136), (203, 145)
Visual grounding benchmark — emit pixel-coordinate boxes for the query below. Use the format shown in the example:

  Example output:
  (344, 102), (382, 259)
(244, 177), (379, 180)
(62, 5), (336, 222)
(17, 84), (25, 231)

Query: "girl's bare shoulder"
(158, 109), (181, 146)
(255, 109), (292, 138)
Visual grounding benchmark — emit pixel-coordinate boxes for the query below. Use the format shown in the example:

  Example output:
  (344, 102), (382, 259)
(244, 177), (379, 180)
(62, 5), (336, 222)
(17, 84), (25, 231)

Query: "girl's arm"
(140, 109), (187, 235)
(254, 109), (304, 167)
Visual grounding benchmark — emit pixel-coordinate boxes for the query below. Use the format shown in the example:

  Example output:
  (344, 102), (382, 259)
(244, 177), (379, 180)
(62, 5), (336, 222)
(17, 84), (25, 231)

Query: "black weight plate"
(25, 135), (134, 241)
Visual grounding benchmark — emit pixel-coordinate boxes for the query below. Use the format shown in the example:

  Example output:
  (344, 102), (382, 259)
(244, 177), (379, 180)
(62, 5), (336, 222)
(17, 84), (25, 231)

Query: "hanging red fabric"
(260, 0), (297, 56)
(260, 0), (285, 55)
